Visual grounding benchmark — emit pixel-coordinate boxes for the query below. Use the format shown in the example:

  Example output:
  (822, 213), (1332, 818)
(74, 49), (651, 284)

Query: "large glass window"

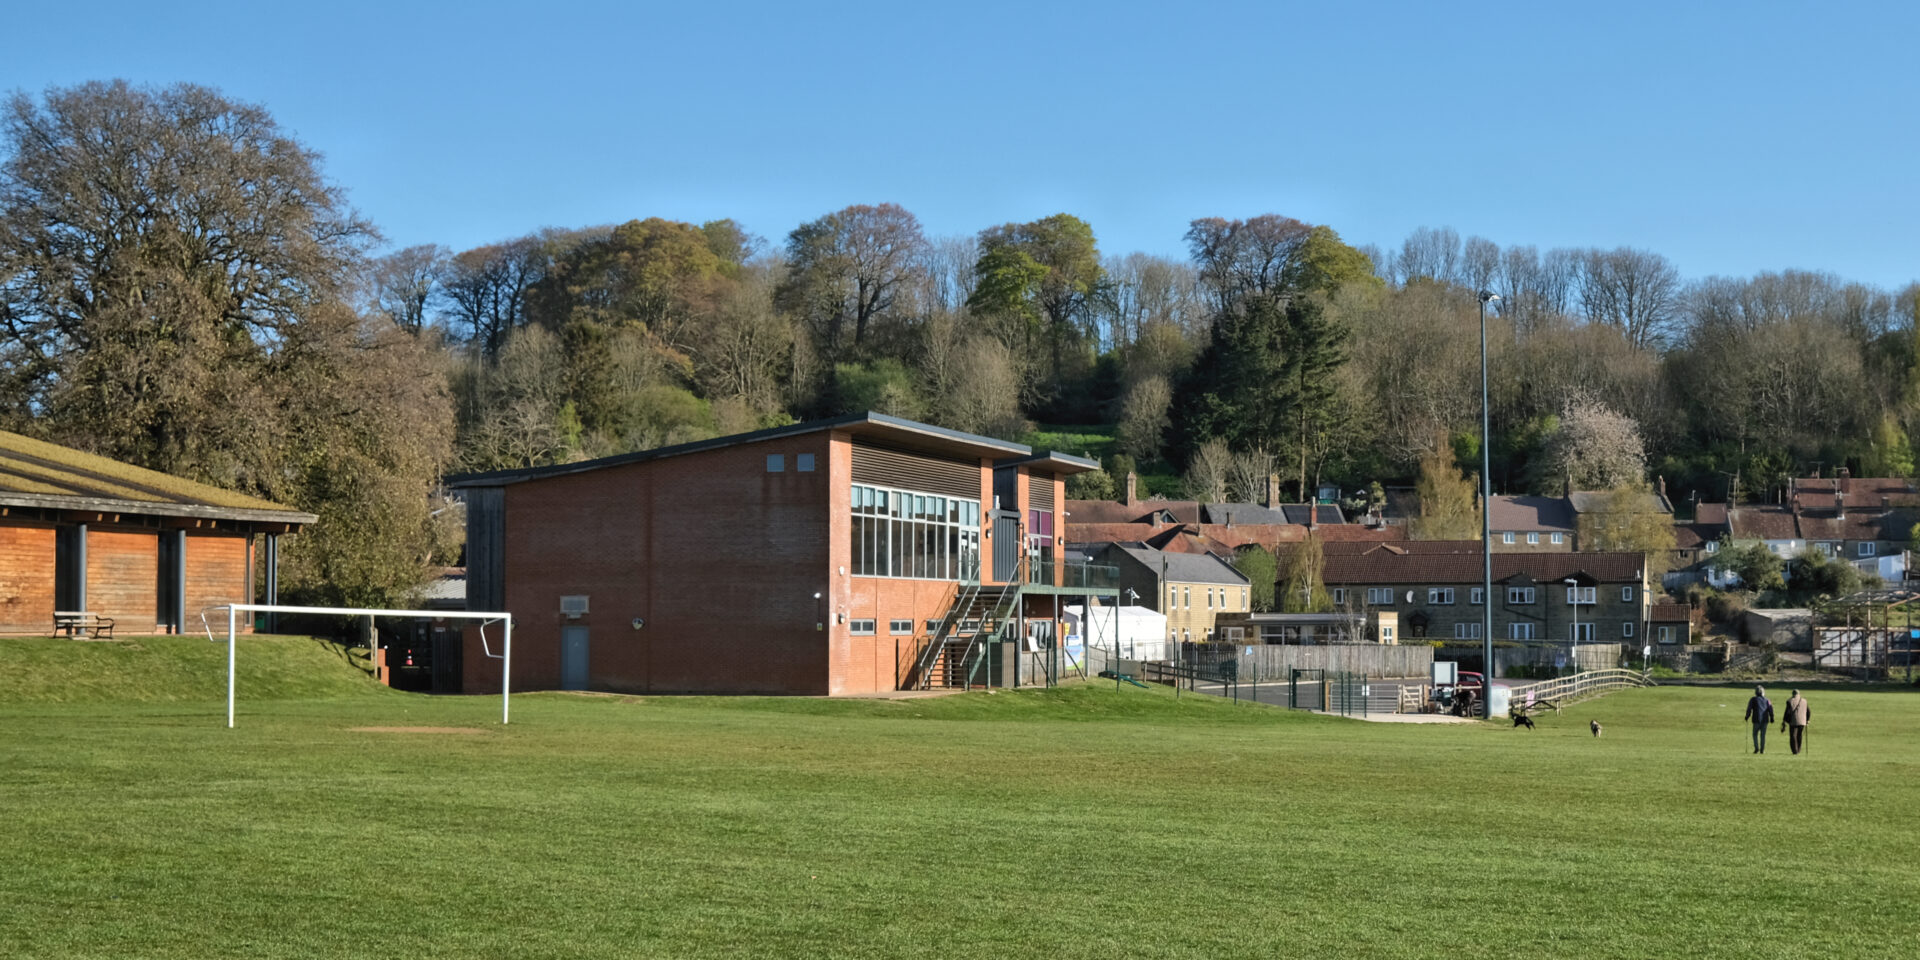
(850, 483), (981, 581)
(1027, 508), (1054, 582)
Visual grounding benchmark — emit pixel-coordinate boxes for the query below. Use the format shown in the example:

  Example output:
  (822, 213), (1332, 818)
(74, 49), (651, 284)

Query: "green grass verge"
(0, 635), (390, 703)
(3, 673), (1917, 958)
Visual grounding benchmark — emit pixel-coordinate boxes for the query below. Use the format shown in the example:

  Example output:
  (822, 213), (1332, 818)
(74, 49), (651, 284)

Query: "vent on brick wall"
(560, 595), (589, 618)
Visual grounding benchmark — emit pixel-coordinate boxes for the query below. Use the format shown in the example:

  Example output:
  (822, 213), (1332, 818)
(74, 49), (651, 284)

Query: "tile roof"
(1694, 503), (1729, 525)
(1649, 603), (1691, 622)
(1322, 551), (1646, 585)
(1789, 476), (1919, 510)
(0, 430), (313, 524)
(1107, 544), (1251, 585)
(1488, 495), (1576, 532)
(1323, 539), (1485, 555)
(1726, 503), (1919, 543)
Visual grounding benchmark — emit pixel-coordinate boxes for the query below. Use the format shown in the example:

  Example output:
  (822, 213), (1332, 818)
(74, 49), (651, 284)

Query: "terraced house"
(1320, 543), (1650, 646)
(0, 431), (313, 636)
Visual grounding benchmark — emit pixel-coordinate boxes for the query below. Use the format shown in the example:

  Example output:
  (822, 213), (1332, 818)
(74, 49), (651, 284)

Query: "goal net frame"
(203, 603), (515, 728)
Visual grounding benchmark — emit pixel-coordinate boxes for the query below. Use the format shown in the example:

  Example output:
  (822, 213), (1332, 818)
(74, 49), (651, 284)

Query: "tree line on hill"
(3, 80), (1917, 605)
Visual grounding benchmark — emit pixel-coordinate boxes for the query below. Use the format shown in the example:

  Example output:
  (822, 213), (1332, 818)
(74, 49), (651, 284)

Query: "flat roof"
(0, 430), (315, 524)
(995, 451), (1100, 476)
(448, 411), (1041, 488)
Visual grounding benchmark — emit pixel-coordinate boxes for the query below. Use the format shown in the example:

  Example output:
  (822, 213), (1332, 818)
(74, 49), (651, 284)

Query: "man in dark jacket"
(1781, 689), (1810, 755)
(1744, 685), (1775, 754)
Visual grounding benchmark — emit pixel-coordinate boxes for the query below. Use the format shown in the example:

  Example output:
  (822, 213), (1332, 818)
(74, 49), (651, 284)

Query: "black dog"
(1511, 710), (1535, 730)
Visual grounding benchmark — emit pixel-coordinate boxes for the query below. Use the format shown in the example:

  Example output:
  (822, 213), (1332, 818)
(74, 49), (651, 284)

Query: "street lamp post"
(1479, 290), (1500, 718)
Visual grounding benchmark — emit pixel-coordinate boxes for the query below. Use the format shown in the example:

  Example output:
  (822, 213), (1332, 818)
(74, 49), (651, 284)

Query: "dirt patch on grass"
(350, 726), (486, 735)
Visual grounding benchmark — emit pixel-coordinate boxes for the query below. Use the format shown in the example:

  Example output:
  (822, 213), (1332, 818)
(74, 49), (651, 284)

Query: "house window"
(1551, 532), (1564, 545)
(1622, 621), (1634, 638)
(1570, 622), (1594, 642)
(1860, 542), (1878, 557)
(849, 619), (876, 636)
(1508, 622), (1536, 640)
(1332, 588), (1346, 605)
(1183, 587), (1191, 609)
(1567, 586), (1596, 605)
(1470, 587), (1483, 605)
(1182, 628), (1190, 642)
(1241, 588), (1247, 609)
(797, 453), (816, 472)
(767, 454), (785, 472)
(1659, 626), (1674, 643)
(1527, 532), (1539, 545)
(849, 483), (981, 581)
(1704, 541), (1717, 553)
(1367, 588), (1394, 605)
(1206, 589), (1214, 609)
(1816, 542), (1833, 556)
(1026, 508), (1055, 583)
(889, 619), (914, 636)
(1622, 586), (1634, 601)
(1454, 622), (1481, 639)
(1507, 587), (1536, 605)
(1226, 627), (1244, 642)
(1428, 588), (1455, 605)
(1380, 625), (1396, 642)
(1502, 532), (1515, 544)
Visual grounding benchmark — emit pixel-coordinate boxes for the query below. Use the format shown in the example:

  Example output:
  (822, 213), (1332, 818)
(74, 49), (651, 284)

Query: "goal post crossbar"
(204, 603), (515, 728)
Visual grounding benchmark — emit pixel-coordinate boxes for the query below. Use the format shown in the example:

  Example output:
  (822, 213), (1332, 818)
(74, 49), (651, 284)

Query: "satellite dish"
(1405, 590), (1414, 603)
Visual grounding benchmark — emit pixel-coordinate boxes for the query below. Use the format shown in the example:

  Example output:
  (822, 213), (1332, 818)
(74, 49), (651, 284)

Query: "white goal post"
(203, 604), (515, 728)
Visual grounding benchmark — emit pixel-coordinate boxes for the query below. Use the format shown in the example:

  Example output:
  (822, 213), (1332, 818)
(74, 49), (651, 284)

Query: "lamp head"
(1479, 290), (1501, 303)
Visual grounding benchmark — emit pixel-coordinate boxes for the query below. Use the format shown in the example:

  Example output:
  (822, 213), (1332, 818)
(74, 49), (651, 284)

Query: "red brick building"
(448, 413), (1116, 696)
(0, 430), (313, 635)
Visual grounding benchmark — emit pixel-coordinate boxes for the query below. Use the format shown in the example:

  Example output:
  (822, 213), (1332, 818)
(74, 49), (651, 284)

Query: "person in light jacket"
(1781, 689), (1811, 755)
(1743, 685), (1774, 754)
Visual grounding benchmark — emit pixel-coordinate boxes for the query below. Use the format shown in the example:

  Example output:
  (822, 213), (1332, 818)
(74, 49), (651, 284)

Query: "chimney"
(1658, 475), (1668, 505)
(1836, 491), (1845, 521)
(1267, 473), (1281, 509)
(1882, 496), (1890, 510)
(1840, 466), (1852, 494)
(1123, 471), (1137, 506)
(1563, 471), (1572, 499)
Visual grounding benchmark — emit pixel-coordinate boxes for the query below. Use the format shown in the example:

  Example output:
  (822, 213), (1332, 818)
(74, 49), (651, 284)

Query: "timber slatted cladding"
(1029, 473), (1055, 512)
(850, 442), (979, 499)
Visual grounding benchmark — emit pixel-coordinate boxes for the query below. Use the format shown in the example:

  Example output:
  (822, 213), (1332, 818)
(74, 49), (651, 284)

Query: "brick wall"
(466, 431), (836, 695)
(0, 522), (56, 634)
(85, 527), (160, 633)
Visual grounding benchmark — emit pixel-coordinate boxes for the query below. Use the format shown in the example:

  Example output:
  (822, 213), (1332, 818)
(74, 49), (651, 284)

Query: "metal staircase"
(904, 516), (1031, 691)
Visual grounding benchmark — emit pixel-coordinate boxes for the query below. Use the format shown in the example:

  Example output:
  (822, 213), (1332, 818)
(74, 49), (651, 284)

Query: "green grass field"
(4, 637), (1918, 959)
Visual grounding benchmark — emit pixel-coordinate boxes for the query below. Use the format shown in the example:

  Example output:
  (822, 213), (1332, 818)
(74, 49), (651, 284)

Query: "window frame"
(1507, 586), (1536, 605)
(1526, 532), (1539, 545)
(1860, 541), (1878, 557)
(1551, 532), (1564, 545)
(1567, 586), (1596, 605)
(1622, 586), (1634, 601)
(1428, 587), (1455, 605)
(1622, 621), (1634, 638)
(888, 618), (914, 636)
(1507, 622), (1536, 640)
(796, 453), (816, 472)
(849, 618), (876, 636)
(1501, 532), (1515, 544)
(766, 454), (785, 472)
(1469, 587), (1483, 605)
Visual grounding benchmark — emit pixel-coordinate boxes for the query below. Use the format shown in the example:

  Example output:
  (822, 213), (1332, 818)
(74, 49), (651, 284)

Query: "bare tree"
(1116, 375), (1173, 460)
(1183, 439), (1234, 502)
(1185, 214), (1313, 310)
(1394, 226), (1461, 286)
(694, 263), (792, 417)
(1227, 447), (1275, 503)
(369, 244), (449, 333)
(1577, 247), (1681, 350)
(444, 235), (545, 356)
(1461, 236), (1501, 295)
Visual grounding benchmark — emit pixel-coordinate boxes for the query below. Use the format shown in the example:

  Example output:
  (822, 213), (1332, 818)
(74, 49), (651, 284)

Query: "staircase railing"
(910, 581), (979, 690)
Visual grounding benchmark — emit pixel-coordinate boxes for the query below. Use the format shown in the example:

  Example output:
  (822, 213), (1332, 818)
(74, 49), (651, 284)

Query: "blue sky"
(5, 1), (1915, 288)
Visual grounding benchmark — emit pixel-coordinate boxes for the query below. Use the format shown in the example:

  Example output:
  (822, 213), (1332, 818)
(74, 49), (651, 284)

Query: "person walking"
(1782, 688), (1811, 755)
(1744, 685), (1775, 754)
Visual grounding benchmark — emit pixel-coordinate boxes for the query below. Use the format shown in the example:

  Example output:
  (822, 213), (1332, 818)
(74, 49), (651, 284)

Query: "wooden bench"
(53, 611), (115, 639)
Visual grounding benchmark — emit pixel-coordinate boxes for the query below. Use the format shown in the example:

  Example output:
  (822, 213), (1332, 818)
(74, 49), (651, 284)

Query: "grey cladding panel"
(851, 442), (979, 500)
(465, 487), (505, 612)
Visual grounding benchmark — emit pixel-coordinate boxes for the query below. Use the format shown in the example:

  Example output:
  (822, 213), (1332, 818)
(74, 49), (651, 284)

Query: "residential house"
(449, 412), (1115, 696)
(1095, 544), (1251, 644)
(1066, 472), (1403, 559)
(1319, 545), (1651, 646)
(1714, 470), (1917, 584)
(1648, 603), (1692, 646)
(1487, 495), (1578, 551)
(0, 430), (311, 636)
